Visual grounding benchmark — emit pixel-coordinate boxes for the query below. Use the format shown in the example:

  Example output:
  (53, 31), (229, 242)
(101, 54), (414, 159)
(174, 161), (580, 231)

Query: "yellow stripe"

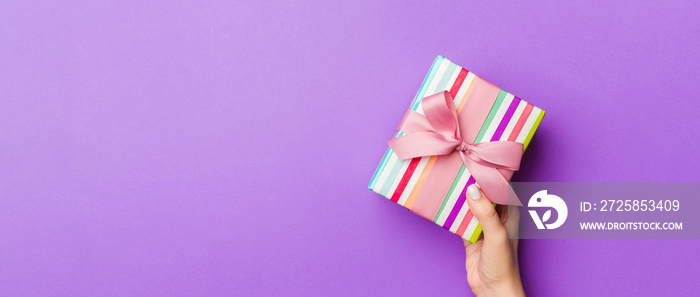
(468, 224), (482, 243)
(404, 156), (437, 209)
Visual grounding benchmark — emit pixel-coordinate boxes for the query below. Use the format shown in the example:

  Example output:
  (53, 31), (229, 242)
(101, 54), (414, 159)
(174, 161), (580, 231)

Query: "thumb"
(465, 184), (507, 242)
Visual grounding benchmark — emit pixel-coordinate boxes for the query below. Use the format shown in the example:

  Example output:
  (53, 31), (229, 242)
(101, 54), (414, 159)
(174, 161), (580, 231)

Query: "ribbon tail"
(461, 154), (522, 206)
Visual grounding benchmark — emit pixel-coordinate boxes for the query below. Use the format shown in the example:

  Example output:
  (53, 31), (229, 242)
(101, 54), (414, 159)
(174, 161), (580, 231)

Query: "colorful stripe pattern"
(369, 56), (545, 243)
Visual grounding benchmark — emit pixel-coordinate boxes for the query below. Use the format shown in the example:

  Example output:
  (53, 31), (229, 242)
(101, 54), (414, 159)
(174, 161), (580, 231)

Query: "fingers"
(466, 184), (508, 243)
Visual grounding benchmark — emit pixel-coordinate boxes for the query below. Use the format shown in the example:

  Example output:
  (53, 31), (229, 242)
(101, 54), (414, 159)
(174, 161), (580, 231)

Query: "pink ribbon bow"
(388, 91), (524, 206)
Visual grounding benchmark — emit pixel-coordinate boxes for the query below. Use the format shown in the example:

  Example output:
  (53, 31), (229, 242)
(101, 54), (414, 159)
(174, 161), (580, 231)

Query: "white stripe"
(516, 107), (542, 143)
(386, 159), (410, 198)
(397, 156), (430, 206)
(501, 100), (527, 140)
(453, 72), (476, 109)
(435, 167), (471, 226)
(480, 93), (514, 142)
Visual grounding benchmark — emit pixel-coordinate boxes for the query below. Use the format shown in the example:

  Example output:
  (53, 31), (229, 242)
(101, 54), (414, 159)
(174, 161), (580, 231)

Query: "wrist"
(500, 278), (525, 297)
(479, 277), (525, 297)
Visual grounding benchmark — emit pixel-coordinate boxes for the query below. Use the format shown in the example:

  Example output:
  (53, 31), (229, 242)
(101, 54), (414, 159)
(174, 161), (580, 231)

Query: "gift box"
(369, 56), (545, 243)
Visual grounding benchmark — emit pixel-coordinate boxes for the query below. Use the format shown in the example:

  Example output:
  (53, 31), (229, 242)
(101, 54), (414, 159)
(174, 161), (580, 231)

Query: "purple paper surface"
(1, 1), (699, 296)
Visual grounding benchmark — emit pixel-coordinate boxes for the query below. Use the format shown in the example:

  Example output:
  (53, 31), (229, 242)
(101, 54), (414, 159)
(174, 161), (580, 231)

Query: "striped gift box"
(369, 56), (545, 243)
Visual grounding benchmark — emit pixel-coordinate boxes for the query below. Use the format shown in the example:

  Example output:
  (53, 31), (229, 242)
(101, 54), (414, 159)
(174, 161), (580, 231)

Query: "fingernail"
(467, 184), (481, 200)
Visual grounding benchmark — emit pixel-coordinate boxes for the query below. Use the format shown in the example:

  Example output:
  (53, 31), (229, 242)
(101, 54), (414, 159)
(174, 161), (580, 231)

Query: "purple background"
(1, 1), (699, 296)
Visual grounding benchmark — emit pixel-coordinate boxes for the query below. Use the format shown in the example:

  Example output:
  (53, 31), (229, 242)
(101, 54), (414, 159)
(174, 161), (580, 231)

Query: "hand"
(463, 184), (525, 297)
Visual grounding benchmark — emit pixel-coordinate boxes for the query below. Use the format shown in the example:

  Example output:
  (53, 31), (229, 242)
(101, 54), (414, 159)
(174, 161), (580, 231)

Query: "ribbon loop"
(388, 91), (524, 206)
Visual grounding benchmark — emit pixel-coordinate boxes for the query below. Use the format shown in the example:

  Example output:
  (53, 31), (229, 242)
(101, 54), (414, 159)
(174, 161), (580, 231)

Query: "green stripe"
(433, 165), (466, 223)
(523, 109), (545, 151)
(474, 90), (507, 144)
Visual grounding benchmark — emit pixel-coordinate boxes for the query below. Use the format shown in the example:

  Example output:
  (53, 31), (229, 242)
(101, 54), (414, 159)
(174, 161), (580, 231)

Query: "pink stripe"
(390, 158), (421, 203)
(456, 210), (474, 237)
(449, 69), (469, 99)
(507, 104), (533, 142)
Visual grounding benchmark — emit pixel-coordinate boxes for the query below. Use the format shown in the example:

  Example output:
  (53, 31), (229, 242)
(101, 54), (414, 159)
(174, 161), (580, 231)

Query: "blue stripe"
(369, 56), (445, 191)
